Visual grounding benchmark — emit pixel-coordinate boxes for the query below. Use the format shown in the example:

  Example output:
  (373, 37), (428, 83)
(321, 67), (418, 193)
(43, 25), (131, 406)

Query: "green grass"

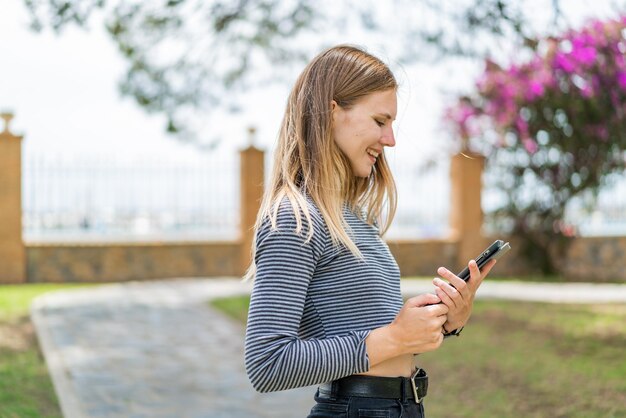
(418, 300), (626, 418)
(0, 340), (61, 418)
(210, 294), (250, 325)
(0, 283), (98, 418)
(0, 283), (93, 320)
(211, 294), (626, 418)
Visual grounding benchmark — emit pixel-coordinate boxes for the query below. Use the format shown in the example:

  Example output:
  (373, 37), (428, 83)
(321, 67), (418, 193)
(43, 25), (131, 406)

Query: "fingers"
(406, 293), (441, 307)
(397, 294), (449, 354)
(432, 277), (459, 308)
(437, 266), (470, 298)
(475, 259), (497, 281)
(418, 321), (446, 353)
(427, 312), (448, 337)
(405, 294), (449, 319)
(468, 259), (481, 285)
(424, 301), (449, 317)
(437, 257), (497, 292)
(466, 258), (497, 290)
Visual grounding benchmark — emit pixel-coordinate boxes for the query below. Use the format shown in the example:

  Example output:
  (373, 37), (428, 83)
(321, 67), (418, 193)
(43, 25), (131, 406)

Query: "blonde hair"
(245, 45), (397, 280)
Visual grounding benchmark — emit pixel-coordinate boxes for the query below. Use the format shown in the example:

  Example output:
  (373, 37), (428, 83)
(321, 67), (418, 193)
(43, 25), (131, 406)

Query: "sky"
(0, 0), (621, 165)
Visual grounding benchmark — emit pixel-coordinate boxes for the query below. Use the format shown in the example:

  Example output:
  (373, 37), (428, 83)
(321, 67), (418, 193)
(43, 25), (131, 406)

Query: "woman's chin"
(354, 167), (373, 178)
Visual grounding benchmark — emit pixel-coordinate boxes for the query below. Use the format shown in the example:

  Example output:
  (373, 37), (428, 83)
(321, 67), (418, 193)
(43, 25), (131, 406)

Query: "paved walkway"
(31, 278), (626, 418)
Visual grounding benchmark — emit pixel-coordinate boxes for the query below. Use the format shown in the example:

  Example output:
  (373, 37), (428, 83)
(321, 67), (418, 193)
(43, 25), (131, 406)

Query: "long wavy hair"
(245, 45), (398, 279)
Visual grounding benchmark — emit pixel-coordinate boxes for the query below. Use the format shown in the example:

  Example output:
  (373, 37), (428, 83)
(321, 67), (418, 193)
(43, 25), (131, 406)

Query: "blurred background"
(2, 0), (625, 249)
(1, 1), (626, 417)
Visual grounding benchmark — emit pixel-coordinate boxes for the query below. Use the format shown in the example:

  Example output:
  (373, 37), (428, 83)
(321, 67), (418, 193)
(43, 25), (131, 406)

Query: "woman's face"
(331, 89), (397, 178)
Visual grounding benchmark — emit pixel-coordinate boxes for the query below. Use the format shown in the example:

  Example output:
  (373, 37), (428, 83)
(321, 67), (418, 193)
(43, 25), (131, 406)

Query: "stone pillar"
(0, 112), (26, 283)
(449, 152), (485, 270)
(239, 127), (265, 275)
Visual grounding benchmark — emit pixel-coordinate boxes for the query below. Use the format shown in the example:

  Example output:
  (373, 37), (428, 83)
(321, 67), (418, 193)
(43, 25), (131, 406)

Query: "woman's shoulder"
(272, 194), (326, 231)
(256, 194), (329, 256)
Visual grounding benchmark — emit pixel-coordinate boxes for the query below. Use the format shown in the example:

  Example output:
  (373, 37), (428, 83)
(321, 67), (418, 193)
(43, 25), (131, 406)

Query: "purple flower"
(585, 125), (610, 141)
(571, 33), (594, 50)
(555, 53), (575, 73)
(596, 126), (609, 141)
(580, 84), (594, 98)
(522, 138), (539, 154)
(447, 101), (476, 125)
(618, 72), (626, 90)
(507, 64), (521, 78)
(515, 117), (530, 139)
(570, 46), (597, 66)
(526, 80), (545, 100)
(614, 53), (626, 70)
(591, 19), (605, 35)
(501, 84), (518, 102)
(446, 14), (626, 152)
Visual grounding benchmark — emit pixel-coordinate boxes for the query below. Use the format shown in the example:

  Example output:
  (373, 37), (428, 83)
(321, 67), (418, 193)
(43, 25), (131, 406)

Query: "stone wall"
(560, 236), (626, 282)
(389, 237), (532, 278)
(390, 236), (626, 282)
(26, 242), (240, 283)
(20, 235), (626, 283)
(387, 239), (458, 277)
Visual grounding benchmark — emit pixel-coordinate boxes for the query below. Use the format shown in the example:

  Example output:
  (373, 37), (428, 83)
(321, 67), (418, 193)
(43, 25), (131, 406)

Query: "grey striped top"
(244, 197), (402, 393)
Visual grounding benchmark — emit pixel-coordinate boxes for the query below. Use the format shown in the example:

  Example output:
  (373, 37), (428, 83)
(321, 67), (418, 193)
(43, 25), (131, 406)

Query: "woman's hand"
(366, 293), (449, 366)
(432, 259), (496, 333)
(390, 293), (449, 354)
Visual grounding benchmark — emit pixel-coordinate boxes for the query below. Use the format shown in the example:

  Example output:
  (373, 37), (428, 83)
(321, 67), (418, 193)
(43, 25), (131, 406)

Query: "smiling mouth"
(367, 149), (380, 159)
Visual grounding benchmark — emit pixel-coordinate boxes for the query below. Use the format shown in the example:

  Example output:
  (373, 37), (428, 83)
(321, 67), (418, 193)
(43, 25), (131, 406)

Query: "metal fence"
(565, 174), (626, 236)
(22, 153), (626, 242)
(387, 160), (450, 239)
(481, 169), (626, 237)
(23, 154), (239, 242)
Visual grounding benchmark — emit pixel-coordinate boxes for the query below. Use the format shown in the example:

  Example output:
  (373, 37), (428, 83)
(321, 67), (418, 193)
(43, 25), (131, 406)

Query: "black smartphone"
(456, 239), (511, 281)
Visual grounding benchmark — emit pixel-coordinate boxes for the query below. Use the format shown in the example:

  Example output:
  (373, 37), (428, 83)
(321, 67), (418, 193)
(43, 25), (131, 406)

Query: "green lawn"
(210, 294), (251, 325)
(0, 283), (97, 418)
(211, 294), (626, 418)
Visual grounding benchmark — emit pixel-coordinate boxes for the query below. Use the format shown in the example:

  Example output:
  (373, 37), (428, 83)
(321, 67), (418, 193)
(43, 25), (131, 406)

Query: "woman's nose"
(380, 128), (395, 147)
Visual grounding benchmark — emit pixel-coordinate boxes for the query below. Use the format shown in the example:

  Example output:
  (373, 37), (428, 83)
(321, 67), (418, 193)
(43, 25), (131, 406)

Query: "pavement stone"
(31, 279), (315, 418)
(30, 278), (626, 418)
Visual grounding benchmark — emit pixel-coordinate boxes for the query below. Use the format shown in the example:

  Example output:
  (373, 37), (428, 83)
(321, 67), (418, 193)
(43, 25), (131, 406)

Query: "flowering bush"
(446, 16), (626, 273)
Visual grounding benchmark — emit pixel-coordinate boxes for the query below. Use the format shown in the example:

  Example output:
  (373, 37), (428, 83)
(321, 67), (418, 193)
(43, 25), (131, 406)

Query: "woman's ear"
(331, 100), (339, 122)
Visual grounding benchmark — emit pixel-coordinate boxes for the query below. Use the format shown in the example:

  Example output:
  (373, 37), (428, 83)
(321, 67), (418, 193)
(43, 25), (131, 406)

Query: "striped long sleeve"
(244, 199), (402, 393)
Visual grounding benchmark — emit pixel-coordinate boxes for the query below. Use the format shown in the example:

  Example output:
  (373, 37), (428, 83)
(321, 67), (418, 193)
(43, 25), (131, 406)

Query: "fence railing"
(24, 154), (453, 241)
(21, 153), (626, 242)
(387, 160), (450, 239)
(23, 154), (239, 242)
(565, 175), (626, 236)
(481, 169), (626, 237)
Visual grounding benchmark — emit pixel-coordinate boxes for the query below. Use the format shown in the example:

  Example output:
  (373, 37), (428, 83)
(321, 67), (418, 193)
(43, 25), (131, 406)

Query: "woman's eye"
(375, 119), (385, 127)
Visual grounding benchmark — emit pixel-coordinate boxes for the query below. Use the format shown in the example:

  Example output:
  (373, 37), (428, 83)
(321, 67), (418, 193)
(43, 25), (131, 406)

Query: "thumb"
(406, 292), (441, 307)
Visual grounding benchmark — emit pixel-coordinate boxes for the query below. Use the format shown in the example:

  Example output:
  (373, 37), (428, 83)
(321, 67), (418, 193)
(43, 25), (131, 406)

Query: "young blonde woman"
(244, 45), (496, 418)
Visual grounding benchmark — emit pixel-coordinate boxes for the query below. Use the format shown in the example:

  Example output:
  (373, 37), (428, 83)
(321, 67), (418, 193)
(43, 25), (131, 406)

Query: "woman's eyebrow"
(375, 112), (395, 120)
